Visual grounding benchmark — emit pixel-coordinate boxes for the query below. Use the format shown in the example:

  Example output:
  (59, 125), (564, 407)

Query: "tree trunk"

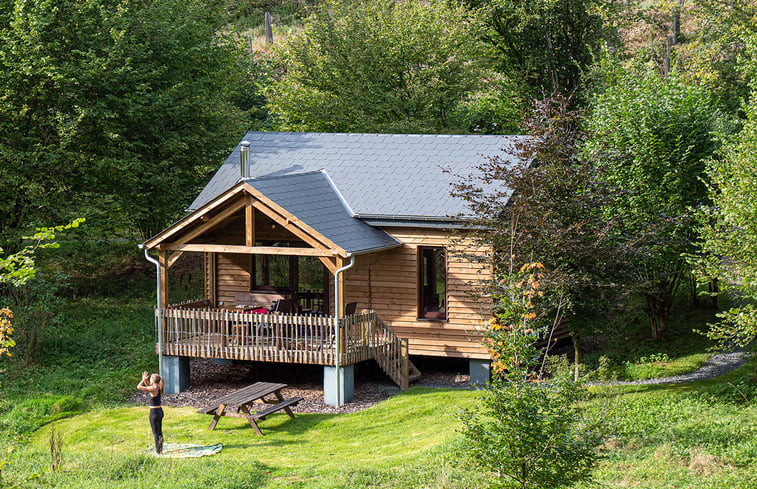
(572, 333), (582, 381)
(709, 279), (719, 310)
(645, 296), (669, 340)
(689, 273), (700, 306)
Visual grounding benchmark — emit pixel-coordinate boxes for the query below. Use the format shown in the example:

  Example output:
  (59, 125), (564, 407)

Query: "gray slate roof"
(244, 171), (399, 254)
(190, 132), (526, 222)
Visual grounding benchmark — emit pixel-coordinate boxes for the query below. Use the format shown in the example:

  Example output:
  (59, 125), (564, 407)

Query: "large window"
(418, 246), (446, 320)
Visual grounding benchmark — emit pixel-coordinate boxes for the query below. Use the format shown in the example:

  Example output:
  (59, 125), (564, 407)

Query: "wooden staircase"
(367, 313), (421, 389)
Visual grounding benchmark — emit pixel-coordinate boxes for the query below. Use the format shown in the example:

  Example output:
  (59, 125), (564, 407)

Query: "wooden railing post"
(400, 338), (409, 390)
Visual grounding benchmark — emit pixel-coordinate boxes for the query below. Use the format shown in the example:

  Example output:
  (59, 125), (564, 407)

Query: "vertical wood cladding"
(343, 228), (492, 359)
(208, 226), (492, 359)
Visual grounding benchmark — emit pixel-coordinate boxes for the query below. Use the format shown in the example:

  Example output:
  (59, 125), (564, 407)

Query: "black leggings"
(149, 407), (164, 450)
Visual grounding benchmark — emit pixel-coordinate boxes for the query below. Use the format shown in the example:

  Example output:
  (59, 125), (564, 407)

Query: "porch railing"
(157, 308), (391, 365)
(155, 308), (412, 387)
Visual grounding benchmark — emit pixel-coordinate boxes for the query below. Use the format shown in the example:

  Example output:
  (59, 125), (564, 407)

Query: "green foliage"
(461, 378), (602, 489)
(456, 95), (633, 368)
(0, 220), (83, 287)
(0, 0), (248, 241)
(0, 219), (82, 363)
(586, 61), (724, 339)
(695, 92), (757, 348)
(462, 0), (618, 103)
(267, 0), (489, 133)
(461, 260), (602, 489)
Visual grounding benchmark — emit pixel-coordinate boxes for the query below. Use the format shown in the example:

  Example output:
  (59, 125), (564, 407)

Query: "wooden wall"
(202, 223), (493, 360)
(342, 228), (492, 360)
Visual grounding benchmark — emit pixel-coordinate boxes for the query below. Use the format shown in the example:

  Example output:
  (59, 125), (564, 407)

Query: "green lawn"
(3, 388), (484, 489)
(4, 358), (757, 489)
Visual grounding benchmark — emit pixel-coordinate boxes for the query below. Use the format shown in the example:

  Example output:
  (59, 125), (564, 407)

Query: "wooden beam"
(158, 243), (338, 257)
(319, 256), (338, 274)
(245, 183), (347, 256)
(245, 195), (255, 247)
(252, 201), (333, 252)
(174, 199), (246, 247)
(145, 183), (246, 248)
(159, 251), (168, 309)
(167, 251), (183, 269)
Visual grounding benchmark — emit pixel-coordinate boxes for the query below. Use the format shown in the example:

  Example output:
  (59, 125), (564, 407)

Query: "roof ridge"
(320, 170), (355, 218)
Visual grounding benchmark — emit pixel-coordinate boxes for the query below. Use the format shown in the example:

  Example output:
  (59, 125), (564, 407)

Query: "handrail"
(154, 307), (410, 387)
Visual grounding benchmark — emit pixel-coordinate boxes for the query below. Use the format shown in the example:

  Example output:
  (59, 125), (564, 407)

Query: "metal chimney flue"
(240, 141), (251, 179)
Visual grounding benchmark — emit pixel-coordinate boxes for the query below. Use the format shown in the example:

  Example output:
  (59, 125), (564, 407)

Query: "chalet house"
(142, 132), (525, 405)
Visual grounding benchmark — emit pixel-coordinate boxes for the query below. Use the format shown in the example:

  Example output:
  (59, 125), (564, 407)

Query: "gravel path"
(129, 357), (472, 414)
(589, 349), (752, 386)
(128, 350), (751, 413)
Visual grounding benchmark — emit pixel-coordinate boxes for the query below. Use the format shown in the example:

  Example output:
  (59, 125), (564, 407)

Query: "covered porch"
(143, 170), (412, 404)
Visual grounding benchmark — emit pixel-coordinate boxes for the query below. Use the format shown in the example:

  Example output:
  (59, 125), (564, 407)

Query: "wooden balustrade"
(155, 307), (412, 386)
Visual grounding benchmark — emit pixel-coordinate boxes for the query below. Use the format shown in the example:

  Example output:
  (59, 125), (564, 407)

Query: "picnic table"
(197, 382), (303, 435)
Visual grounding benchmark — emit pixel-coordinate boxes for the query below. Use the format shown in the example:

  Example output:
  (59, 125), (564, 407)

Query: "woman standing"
(137, 371), (164, 454)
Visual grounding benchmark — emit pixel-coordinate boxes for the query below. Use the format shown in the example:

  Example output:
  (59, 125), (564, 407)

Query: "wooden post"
(400, 338), (409, 390)
(289, 255), (299, 296)
(265, 12), (273, 45)
(208, 252), (217, 306)
(159, 251), (168, 309)
(246, 197), (256, 290)
(664, 35), (673, 77)
(245, 196), (255, 247)
(336, 256), (346, 318)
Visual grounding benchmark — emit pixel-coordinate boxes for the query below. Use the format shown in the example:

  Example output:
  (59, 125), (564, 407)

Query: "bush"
(460, 378), (603, 489)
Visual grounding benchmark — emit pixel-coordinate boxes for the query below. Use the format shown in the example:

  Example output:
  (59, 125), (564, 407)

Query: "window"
(418, 246), (446, 320)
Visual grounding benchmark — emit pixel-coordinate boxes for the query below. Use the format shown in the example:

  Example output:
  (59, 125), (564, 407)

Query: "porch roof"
(244, 170), (400, 255)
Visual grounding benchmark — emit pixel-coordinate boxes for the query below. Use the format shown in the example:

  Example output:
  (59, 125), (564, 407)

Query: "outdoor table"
(197, 382), (303, 435)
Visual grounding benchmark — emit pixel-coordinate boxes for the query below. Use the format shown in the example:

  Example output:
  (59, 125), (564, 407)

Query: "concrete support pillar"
(323, 365), (354, 407)
(469, 359), (491, 386)
(161, 355), (190, 394)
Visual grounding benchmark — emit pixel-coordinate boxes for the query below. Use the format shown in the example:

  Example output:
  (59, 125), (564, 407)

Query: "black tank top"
(148, 394), (161, 407)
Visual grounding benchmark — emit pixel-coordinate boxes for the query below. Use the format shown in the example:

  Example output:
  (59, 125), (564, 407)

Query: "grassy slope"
(6, 388), (484, 489)
(583, 294), (721, 381)
(4, 364), (757, 489)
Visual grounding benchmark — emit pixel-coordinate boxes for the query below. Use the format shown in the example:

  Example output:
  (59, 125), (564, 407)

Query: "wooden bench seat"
(197, 382), (301, 435)
(252, 396), (303, 420)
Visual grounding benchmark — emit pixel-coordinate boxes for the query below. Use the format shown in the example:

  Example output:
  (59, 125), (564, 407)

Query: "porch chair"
(272, 298), (299, 314)
(344, 302), (358, 316)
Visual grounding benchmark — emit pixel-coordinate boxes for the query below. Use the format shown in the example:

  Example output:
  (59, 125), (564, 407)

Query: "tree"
(460, 263), (602, 489)
(0, 219), (82, 358)
(267, 0), (487, 133)
(454, 94), (633, 377)
(694, 93), (757, 348)
(0, 0), (248, 243)
(461, 0), (619, 104)
(585, 62), (723, 339)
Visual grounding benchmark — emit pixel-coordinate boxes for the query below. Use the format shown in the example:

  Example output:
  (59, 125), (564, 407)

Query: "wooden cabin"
(143, 132), (526, 405)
